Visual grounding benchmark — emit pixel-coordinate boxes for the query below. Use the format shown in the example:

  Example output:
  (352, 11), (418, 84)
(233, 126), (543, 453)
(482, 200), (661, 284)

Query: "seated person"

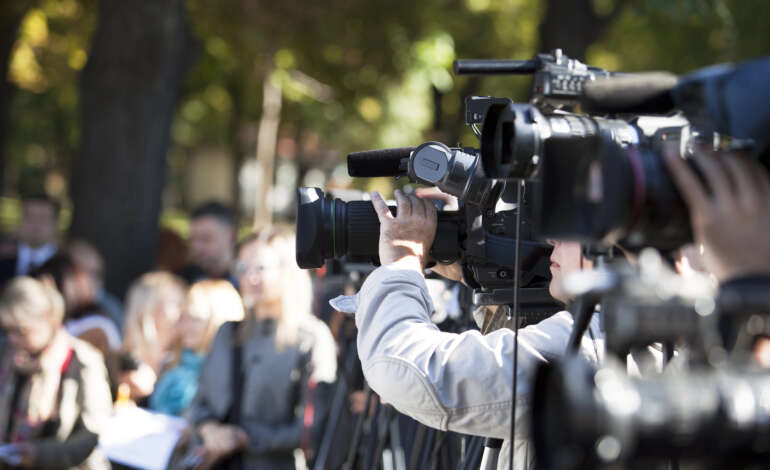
(0, 277), (112, 469)
(185, 227), (337, 470)
(31, 254), (122, 391)
(120, 271), (186, 402)
(67, 240), (125, 334)
(150, 280), (244, 416)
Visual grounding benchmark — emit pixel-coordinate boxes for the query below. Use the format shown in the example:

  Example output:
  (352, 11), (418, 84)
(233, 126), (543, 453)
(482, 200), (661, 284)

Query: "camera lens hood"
(296, 187), (329, 269)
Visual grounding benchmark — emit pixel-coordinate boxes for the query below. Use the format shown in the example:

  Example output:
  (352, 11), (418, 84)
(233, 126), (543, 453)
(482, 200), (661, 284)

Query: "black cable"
(509, 180), (524, 470)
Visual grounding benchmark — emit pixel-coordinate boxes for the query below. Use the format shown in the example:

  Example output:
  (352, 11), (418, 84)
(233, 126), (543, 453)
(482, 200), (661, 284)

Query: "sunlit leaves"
(357, 97), (382, 122)
(466, 0), (492, 13)
(21, 10), (49, 47)
(9, 42), (46, 92)
(67, 48), (86, 70)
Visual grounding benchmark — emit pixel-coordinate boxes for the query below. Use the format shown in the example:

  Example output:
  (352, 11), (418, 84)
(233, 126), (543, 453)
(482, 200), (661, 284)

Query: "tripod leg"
(464, 436), (485, 470)
(418, 428), (437, 470)
(479, 438), (503, 470)
(388, 411), (407, 470)
(408, 424), (427, 470)
(363, 398), (384, 469)
(371, 406), (395, 470)
(343, 385), (374, 470)
(313, 356), (354, 470)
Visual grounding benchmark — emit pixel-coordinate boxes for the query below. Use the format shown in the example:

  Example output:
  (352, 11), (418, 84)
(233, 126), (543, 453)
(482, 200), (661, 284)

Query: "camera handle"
(565, 249), (612, 355)
(566, 294), (600, 354)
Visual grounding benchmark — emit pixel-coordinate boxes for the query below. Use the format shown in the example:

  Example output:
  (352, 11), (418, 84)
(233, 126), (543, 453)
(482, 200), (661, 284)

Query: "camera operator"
(353, 189), (604, 470)
(354, 142), (770, 468)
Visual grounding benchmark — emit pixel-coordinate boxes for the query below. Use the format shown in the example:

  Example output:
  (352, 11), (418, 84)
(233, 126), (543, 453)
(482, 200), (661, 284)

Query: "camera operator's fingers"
(723, 155), (767, 207)
(370, 191), (394, 224)
(692, 151), (734, 202)
(415, 186), (458, 208)
(425, 196), (438, 220)
(752, 162), (770, 195)
(408, 193), (427, 219)
(394, 189), (412, 218)
(663, 148), (709, 211)
(739, 156), (770, 198)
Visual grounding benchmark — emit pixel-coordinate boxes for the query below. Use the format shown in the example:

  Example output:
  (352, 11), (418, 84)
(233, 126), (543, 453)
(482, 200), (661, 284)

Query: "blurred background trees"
(1, 0), (767, 294)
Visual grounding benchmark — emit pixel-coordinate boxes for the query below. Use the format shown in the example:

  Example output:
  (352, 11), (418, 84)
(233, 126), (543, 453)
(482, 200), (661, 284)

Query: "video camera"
(454, 52), (770, 469)
(295, 106), (559, 316)
(457, 50), (770, 252)
(531, 260), (770, 470)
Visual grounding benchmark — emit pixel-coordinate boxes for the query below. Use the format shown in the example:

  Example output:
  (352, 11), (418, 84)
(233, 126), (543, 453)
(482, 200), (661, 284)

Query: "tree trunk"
(0, 2), (35, 196)
(70, 0), (197, 296)
(538, 0), (633, 60)
(252, 70), (282, 230)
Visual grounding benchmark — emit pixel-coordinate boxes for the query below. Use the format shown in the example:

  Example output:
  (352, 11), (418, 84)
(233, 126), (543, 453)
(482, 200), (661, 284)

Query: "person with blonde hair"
(120, 271), (186, 400)
(0, 277), (112, 469)
(150, 280), (244, 416)
(185, 226), (337, 470)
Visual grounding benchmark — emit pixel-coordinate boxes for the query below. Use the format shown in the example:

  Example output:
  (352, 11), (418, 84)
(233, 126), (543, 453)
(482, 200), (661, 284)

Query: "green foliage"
(590, 0), (770, 72)
(6, 0), (96, 198)
(4, 0), (770, 209)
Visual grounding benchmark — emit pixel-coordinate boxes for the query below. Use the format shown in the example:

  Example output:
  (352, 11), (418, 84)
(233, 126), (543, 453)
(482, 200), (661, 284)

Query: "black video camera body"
(295, 137), (557, 314)
(460, 50), (770, 253)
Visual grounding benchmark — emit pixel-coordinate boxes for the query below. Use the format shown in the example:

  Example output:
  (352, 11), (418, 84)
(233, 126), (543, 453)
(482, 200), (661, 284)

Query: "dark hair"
(21, 193), (61, 217)
(191, 201), (234, 227)
(30, 253), (77, 294)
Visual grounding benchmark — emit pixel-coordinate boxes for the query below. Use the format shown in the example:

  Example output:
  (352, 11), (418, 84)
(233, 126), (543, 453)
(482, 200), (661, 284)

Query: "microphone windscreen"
(582, 72), (679, 114)
(347, 148), (414, 177)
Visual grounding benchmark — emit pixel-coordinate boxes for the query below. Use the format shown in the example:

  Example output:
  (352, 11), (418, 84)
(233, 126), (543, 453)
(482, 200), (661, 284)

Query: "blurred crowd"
(0, 196), (343, 470)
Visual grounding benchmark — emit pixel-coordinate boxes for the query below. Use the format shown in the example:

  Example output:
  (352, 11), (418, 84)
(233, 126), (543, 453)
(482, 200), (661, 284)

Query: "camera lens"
(537, 121), (692, 251)
(594, 140), (691, 251)
(534, 356), (770, 469)
(296, 187), (383, 269)
(296, 187), (461, 269)
(480, 103), (599, 181)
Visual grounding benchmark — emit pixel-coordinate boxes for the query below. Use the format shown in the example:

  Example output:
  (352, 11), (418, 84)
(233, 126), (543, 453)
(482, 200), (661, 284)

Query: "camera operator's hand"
(664, 148), (770, 282)
(410, 187), (464, 282)
(371, 189), (437, 273)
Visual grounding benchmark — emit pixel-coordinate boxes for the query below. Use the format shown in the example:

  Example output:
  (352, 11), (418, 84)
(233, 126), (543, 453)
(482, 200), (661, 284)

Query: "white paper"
(98, 407), (189, 470)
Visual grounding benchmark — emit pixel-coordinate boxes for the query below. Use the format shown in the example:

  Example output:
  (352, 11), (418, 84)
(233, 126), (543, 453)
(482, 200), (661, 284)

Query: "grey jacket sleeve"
(356, 263), (601, 440)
